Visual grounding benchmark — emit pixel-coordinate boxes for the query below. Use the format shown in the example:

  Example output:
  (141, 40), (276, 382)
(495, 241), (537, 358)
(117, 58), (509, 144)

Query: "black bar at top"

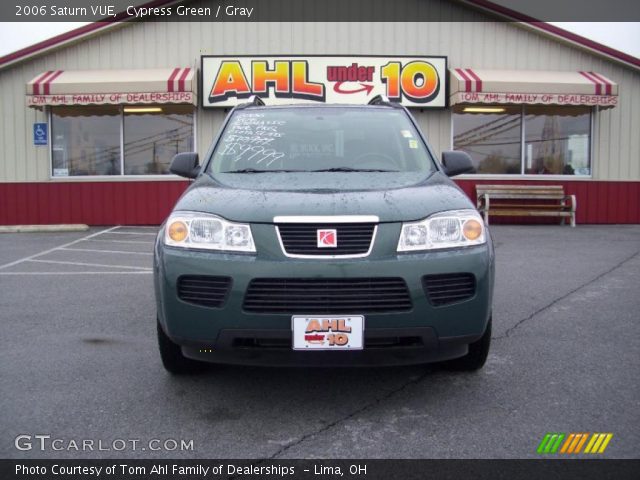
(1, 0), (640, 22)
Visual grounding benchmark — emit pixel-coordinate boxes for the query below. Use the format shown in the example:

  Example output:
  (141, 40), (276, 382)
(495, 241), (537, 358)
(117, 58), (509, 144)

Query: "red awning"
(449, 68), (618, 109)
(26, 67), (196, 107)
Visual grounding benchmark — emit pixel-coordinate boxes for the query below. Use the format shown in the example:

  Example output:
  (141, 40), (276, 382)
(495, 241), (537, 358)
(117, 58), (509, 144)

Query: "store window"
(453, 105), (591, 176)
(452, 106), (522, 174)
(524, 106), (591, 175)
(124, 105), (194, 175)
(51, 106), (121, 176)
(50, 105), (194, 177)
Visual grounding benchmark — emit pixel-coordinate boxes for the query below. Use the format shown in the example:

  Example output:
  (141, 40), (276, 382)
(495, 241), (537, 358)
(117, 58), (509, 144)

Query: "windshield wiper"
(222, 167), (399, 173)
(221, 168), (304, 173)
(312, 167), (399, 172)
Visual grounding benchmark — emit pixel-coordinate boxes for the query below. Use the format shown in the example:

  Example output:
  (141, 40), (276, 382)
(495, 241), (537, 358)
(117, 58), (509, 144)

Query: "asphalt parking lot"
(1, 225), (639, 459)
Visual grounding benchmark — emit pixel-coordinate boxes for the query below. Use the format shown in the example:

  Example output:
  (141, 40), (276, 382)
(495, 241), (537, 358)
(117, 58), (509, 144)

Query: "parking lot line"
(107, 231), (158, 236)
(28, 259), (152, 271)
(0, 226), (119, 271)
(60, 247), (153, 256)
(83, 239), (154, 245)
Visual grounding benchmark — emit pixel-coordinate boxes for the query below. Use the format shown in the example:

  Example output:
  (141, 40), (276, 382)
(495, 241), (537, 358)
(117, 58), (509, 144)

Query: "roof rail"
(367, 95), (401, 108)
(236, 95), (266, 109)
(248, 95), (265, 106)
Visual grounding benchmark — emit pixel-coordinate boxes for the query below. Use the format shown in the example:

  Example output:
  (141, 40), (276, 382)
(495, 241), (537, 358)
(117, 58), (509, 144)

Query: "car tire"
(157, 320), (207, 374)
(444, 316), (492, 371)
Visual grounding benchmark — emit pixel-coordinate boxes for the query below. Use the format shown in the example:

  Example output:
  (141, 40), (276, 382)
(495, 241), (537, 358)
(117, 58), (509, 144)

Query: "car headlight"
(397, 209), (486, 252)
(164, 212), (256, 253)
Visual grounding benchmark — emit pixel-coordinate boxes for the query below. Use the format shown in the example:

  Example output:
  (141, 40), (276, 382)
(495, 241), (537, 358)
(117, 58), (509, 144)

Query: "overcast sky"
(0, 22), (638, 59)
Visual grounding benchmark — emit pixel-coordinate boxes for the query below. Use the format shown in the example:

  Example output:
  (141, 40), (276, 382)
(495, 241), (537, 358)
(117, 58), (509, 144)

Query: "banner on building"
(201, 56), (447, 108)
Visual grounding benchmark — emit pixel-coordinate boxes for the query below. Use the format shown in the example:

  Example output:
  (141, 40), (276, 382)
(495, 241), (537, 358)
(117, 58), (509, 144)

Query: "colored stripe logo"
(537, 433), (565, 454)
(583, 433), (614, 454)
(537, 433), (613, 454)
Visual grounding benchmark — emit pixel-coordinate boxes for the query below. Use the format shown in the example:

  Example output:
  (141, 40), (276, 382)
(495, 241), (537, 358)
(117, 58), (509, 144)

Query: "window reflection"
(453, 106), (522, 174)
(51, 106), (121, 176)
(124, 105), (194, 175)
(50, 104), (194, 177)
(524, 106), (591, 175)
(453, 105), (592, 176)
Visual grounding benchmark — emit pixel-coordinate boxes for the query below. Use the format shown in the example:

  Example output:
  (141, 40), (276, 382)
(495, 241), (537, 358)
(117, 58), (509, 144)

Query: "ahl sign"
(201, 56), (447, 108)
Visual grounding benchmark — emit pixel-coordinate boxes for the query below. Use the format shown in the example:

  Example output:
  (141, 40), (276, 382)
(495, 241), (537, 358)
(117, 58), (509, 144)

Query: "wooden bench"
(476, 185), (576, 227)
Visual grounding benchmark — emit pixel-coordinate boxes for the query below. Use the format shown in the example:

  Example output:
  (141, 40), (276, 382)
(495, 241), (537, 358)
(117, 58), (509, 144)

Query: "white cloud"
(0, 22), (89, 57)
(550, 22), (640, 58)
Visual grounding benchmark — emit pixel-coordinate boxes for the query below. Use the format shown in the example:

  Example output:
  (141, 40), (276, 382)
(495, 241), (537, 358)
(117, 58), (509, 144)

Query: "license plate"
(292, 316), (364, 350)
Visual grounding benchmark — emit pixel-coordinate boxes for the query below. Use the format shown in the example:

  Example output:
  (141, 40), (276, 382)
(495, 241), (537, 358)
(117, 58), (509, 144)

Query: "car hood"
(173, 172), (474, 223)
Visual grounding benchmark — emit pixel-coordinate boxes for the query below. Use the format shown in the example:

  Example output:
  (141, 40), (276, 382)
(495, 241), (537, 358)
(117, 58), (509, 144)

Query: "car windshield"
(208, 107), (437, 175)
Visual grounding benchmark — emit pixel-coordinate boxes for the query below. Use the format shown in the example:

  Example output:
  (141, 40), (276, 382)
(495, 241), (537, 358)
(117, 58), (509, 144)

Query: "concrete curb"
(0, 224), (90, 233)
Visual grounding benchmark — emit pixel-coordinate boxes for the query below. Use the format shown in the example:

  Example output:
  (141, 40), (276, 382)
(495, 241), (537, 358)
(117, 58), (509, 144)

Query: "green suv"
(154, 96), (494, 374)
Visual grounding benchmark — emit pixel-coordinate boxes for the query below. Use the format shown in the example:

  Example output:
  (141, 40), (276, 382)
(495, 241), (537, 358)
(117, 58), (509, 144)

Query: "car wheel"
(444, 316), (492, 371)
(157, 320), (207, 374)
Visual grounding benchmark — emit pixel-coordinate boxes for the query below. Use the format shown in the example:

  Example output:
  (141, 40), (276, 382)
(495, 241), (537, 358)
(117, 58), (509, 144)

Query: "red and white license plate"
(292, 316), (364, 350)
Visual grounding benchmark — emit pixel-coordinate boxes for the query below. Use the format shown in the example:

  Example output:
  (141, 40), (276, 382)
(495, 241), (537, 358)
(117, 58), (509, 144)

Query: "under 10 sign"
(201, 56), (447, 108)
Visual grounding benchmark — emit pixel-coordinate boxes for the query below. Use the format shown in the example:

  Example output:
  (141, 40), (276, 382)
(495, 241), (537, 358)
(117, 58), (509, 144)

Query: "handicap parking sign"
(33, 123), (48, 146)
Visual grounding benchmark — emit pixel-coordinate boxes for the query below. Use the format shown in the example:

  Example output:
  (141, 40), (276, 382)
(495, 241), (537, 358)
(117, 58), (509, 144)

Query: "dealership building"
(0, 0), (639, 225)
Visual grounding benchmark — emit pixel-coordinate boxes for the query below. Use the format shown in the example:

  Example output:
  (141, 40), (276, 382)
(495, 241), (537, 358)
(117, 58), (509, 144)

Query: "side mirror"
(442, 150), (475, 177)
(170, 152), (200, 179)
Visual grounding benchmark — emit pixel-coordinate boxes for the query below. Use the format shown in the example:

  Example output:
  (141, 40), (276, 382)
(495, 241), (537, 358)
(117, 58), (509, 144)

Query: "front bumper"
(180, 328), (475, 367)
(154, 223), (494, 366)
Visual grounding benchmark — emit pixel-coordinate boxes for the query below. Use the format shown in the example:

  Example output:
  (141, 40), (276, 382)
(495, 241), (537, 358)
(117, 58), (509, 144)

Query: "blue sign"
(33, 123), (48, 146)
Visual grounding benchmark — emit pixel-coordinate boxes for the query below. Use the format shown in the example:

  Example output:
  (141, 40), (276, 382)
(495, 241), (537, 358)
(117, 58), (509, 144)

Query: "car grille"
(243, 277), (412, 314)
(276, 223), (376, 257)
(177, 275), (232, 308)
(422, 273), (476, 306)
